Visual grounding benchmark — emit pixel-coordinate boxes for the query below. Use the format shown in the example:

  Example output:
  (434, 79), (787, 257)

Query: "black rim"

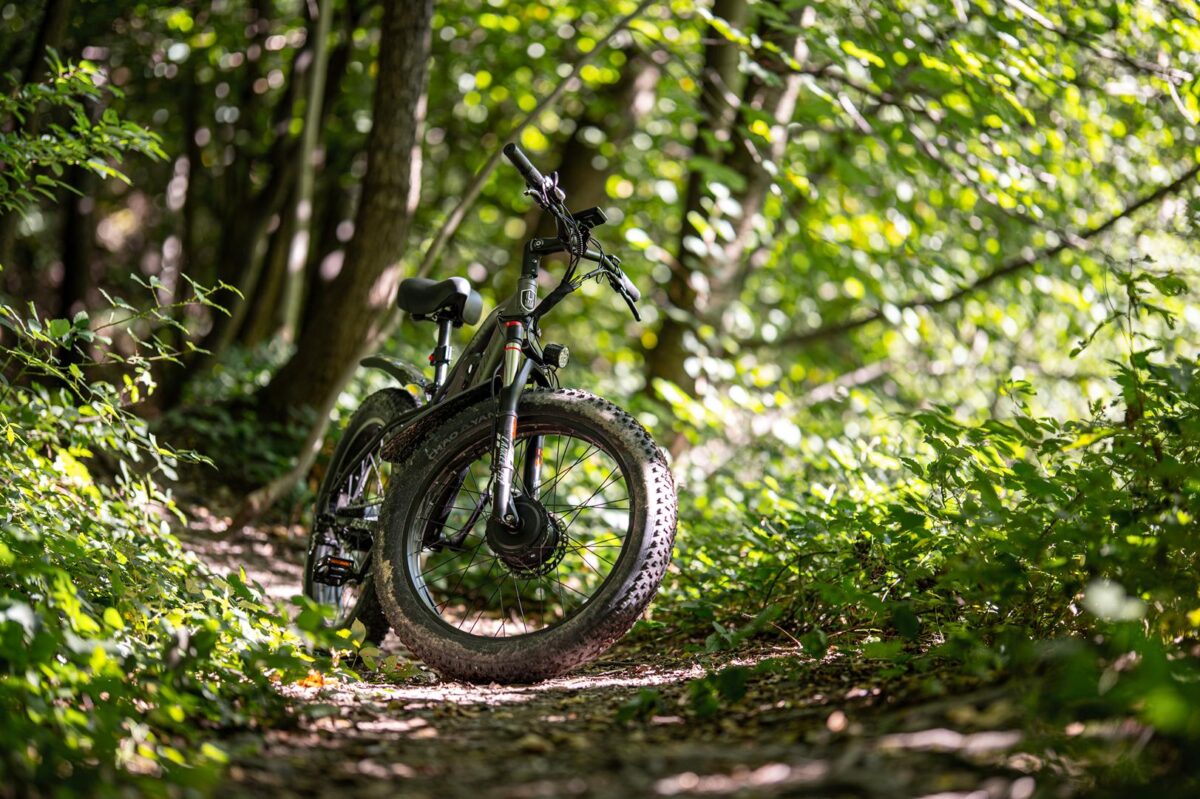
(308, 417), (390, 627)
(404, 419), (633, 639)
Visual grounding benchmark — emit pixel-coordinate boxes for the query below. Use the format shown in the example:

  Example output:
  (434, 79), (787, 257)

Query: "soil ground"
(181, 505), (1128, 799)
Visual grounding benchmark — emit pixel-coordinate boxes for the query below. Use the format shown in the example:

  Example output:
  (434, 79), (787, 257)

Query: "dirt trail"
(221, 659), (1040, 799)
(182, 509), (1061, 799)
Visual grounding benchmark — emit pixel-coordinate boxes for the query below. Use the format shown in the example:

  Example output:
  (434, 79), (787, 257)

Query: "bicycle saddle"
(397, 276), (483, 326)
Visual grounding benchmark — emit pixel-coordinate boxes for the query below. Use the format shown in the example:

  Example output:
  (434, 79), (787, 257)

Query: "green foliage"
(615, 687), (664, 723)
(667, 262), (1200, 737)
(688, 665), (751, 718)
(2, 0), (1200, 786)
(0, 291), (358, 793)
(161, 341), (316, 489)
(0, 53), (165, 214)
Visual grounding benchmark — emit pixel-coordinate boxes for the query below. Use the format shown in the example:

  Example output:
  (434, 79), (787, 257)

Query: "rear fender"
(360, 355), (431, 396)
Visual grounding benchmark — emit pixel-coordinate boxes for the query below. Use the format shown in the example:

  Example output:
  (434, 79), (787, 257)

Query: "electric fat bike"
(303, 143), (677, 683)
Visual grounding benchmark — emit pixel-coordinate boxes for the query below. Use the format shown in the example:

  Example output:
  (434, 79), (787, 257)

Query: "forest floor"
(180, 503), (1128, 799)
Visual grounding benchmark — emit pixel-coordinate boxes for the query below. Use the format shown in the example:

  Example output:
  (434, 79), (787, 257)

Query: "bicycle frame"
(332, 236), (576, 536)
(452, 236), (571, 528)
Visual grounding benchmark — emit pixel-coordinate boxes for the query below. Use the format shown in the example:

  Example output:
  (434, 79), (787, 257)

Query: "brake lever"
(623, 291), (642, 322)
(524, 171), (566, 208)
(605, 272), (642, 321)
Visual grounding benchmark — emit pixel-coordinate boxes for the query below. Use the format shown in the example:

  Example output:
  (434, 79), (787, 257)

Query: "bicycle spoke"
(513, 575), (529, 634)
(494, 576), (506, 637)
(558, 467), (624, 533)
(407, 426), (634, 639)
(307, 416), (396, 629)
(437, 538), (488, 612)
(542, 497), (630, 510)
(549, 574), (592, 601)
(537, 441), (598, 498)
(551, 433), (565, 509)
(422, 551), (485, 583)
(567, 541), (616, 568)
(467, 561), (504, 634)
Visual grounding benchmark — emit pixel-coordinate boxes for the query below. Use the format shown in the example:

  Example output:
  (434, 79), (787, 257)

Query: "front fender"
(379, 383), (494, 464)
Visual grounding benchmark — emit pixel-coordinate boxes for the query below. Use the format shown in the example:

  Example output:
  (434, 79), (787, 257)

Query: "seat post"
(430, 316), (454, 392)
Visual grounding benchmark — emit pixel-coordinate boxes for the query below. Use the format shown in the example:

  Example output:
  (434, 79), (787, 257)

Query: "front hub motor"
(485, 496), (567, 578)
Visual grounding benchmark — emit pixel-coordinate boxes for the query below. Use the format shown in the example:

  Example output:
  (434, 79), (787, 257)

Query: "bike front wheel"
(375, 388), (677, 683)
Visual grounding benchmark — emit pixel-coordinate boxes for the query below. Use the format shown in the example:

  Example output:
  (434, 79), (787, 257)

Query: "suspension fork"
(491, 320), (534, 526)
(522, 433), (544, 497)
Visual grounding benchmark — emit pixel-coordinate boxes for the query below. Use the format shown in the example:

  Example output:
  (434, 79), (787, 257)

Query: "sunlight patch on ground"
(655, 761), (829, 795)
(284, 658), (714, 713)
(878, 728), (1023, 754)
(183, 503), (308, 603)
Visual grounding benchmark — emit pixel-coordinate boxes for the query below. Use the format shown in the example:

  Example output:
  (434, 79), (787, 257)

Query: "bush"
(0, 53), (165, 212)
(0, 291), (361, 794)
(0, 57), (355, 786)
(669, 263), (1200, 738)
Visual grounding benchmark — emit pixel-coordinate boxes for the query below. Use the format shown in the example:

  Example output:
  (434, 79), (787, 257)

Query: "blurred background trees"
(2, 0), (1200, 788)
(3, 0), (1198, 443)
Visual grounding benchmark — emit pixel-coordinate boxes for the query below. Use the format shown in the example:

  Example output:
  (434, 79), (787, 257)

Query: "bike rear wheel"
(304, 388), (416, 643)
(375, 389), (676, 683)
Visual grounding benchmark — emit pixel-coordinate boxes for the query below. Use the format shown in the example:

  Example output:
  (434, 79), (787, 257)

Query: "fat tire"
(375, 388), (677, 683)
(305, 387), (418, 644)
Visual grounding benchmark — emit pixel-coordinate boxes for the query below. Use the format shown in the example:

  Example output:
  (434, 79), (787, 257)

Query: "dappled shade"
(2, 0), (1199, 795)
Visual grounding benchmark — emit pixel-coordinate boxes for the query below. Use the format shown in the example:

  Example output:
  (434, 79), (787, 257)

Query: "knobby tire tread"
(375, 388), (677, 683)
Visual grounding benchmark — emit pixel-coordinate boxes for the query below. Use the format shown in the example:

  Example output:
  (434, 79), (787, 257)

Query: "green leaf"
(891, 604), (921, 641)
(102, 607), (124, 629)
(47, 318), (72, 341)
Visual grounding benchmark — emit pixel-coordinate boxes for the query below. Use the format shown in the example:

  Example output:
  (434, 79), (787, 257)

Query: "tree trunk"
(241, 187), (296, 346)
(179, 70), (205, 281)
(196, 0), (297, 357)
(257, 0), (434, 418)
(702, 30), (806, 312)
(643, 0), (749, 397)
(644, 5), (808, 405)
(566, 50), (660, 210)
(58, 167), (95, 318)
(506, 49), (661, 295)
(195, 3), (357, 363)
(296, 5), (371, 342)
(297, 163), (352, 337)
(51, 163), (95, 380)
(280, 0), (335, 341)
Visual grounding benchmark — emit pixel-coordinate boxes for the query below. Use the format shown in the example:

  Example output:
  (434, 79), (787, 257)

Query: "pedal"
(313, 555), (356, 586)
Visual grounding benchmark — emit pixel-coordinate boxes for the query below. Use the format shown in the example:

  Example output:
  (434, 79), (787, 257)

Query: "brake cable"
(525, 171), (636, 324)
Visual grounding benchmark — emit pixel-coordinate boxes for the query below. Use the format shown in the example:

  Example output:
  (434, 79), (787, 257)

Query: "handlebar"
(583, 249), (640, 302)
(503, 143), (546, 190)
(583, 249), (641, 321)
(505, 141), (641, 321)
(615, 268), (641, 303)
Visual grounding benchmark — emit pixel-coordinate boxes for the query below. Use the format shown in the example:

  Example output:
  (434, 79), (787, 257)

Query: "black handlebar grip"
(503, 142), (545, 188)
(617, 270), (641, 303)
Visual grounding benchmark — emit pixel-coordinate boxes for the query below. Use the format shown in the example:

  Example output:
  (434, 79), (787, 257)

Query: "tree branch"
(369, 0), (656, 349)
(752, 162), (1200, 349)
(412, 0), (654, 281)
(1003, 0), (1192, 85)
